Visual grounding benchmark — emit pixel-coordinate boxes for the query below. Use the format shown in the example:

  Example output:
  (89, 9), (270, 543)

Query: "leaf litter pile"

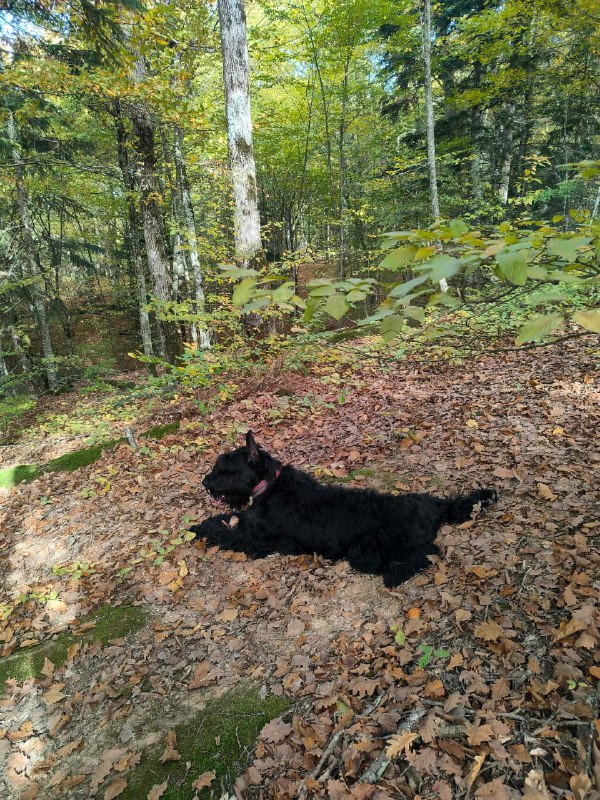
(0, 340), (598, 800)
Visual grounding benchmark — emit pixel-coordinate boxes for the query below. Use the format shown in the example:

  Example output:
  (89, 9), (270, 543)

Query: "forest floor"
(0, 339), (598, 800)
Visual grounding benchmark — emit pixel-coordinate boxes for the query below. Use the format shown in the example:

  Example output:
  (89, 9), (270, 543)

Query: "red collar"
(251, 467), (282, 499)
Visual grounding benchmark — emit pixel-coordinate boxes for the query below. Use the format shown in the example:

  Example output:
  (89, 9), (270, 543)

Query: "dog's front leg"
(190, 512), (273, 557)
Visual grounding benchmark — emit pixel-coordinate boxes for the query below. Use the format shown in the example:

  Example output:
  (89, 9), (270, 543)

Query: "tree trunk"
(498, 103), (514, 205)
(7, 111), (59, 392)
(337, 54), (351, 278)
(218, 0), (262, 265)
(129, 61), (183, 364)
(112, 101), (155, 363)
(173, 125), (211, 348)
(422, 2), (447, 291)
(422, 0), (440, 222)
(0, 340), (13, 395)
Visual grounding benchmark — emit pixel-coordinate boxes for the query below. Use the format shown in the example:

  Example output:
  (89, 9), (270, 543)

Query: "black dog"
(190, 432), (497, 587)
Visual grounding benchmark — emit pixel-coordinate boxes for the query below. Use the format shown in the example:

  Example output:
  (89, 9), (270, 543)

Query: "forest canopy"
(0, 0), (598, 395)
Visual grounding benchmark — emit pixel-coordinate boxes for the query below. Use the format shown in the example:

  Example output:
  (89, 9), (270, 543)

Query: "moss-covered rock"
(0, 464), (40, 489)
(121, 683), (289, 799)
(0, 604), (147, 693)
(142, 422), (180, 440)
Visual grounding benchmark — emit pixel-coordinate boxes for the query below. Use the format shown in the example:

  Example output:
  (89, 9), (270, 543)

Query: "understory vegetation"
(0, 0), (598, 798)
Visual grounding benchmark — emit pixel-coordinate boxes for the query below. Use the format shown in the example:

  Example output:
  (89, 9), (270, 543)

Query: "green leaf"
(380, 245), (417, 269)
(496, 250), (529, 285)
(242, 297), (270, 313)
(325, 293), (349, 320)
(416, 254), (461, 282)
(548, 236), (591, 263)
(381, 314), (404, 342)
(232, 278), (257, 307)
(449, 219), (468, 236)
(573, 310), (600, 333)
(346, 290), (368, 302)
(394, 629), (406, 645)
(219, 265), (259, 278)
(515, 313), (563, 346)
(526, 290), (568, 305)
(402, 305), (425, 323)
(389, 273), (431, 298)
(271, 282), (295, 303)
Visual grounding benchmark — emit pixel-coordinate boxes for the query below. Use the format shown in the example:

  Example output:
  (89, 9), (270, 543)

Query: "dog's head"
(202, 431), (278, 509)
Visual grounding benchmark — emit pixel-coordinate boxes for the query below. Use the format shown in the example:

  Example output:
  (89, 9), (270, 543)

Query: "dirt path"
(0, 342), (598, 799)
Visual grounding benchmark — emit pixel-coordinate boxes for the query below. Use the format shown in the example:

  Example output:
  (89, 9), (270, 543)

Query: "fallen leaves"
(159, 731), (181, 763)
(385, 731), (418, 758)
(192, 771), (216, 791)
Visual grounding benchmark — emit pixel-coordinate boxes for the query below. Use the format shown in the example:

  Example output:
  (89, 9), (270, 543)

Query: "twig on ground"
(297, 694), (384, 799)
(124, 426), (139, 452)
(358, 706), (427, 784)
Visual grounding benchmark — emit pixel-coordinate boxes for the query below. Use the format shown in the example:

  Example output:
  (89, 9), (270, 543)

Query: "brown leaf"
(260, 718), (292, 744)
(9, 721), (33, 741)
(19, 783), (39, 800)
(41, 684), (66, 705)
(474, 620), (504, 642)
(159, 731), (181, 763)
(552, 605), (596, 642)
(192, 771), (216, 791)
(286, 618), (305, 638)
(385, 731), (418, 758)
(104, 777), (128, 800)
(569, 773), (592, 800)
(522, 770), (553, 800)
(188, 661), (210, 689)
(465, 721), (494, 746)
(474, 779), (510, 799)
(41, 658), (54, 678)
(217, 608), (238, 622)
(537, 483), (557, 501)
(147, 782), (168, 800)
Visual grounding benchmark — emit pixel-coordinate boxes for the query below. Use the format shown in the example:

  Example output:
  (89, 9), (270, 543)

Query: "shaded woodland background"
(0, 0), (599, 399)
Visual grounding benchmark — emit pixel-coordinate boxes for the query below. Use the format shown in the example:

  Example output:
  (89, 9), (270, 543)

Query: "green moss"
(121, 683), (289, 800)
(86, 603), (147, 645)
(0, 464), (40, 488)
(0, 604), (147, 693)
(142, 422), (180, 440)
(43, 440), (122, 473)
(0, 632), (72, 687)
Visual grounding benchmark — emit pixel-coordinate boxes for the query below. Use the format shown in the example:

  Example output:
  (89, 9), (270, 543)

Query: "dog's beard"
(206, 486), (251, 510)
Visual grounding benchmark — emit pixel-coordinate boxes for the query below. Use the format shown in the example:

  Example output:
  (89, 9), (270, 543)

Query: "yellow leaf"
(467, 753), (487, 788)
(385, 731), (418, 758)
(466, 419), (478, 428)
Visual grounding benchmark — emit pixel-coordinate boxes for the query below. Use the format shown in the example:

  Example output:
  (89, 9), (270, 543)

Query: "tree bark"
(129, 60), (183, 364)
(112, 102), (155, 363)
(422, 0), (440, 222)
(218, 0), (262, 265)
(498, 102), (515, 205)
(173, 125), (211, 348)
(7, 111), (59, 392)
(422, 2), (447, 291)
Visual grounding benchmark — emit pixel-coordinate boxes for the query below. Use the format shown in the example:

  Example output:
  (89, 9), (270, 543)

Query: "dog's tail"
(440, 489), (497, 525)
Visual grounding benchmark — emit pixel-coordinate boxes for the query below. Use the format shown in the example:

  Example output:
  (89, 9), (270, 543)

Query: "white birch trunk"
(422, 1), (447, 292)
(218, 0), (262, 265)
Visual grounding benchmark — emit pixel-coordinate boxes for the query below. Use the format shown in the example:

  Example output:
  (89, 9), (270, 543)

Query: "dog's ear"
(245, 430), (260, 464)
